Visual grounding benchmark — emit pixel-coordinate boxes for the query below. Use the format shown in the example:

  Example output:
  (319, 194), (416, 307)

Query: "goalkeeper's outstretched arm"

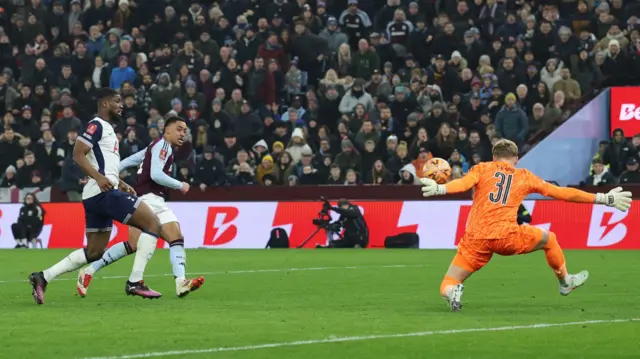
(421, 167), (480, 197)
(537, 181), (632, 212)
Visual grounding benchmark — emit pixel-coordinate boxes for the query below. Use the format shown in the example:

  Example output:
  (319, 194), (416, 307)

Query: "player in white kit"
(29, 88), (164, 305)
(76, 116), (204, 298)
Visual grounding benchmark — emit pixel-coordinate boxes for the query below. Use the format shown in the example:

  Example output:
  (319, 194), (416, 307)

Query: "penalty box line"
(0, 264), (430, 284)
(80, 318), (640, 359)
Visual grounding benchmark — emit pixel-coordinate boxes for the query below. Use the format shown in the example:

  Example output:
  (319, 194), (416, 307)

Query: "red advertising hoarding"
(609, 87), (640, 136)
(0, 201), (638, 249)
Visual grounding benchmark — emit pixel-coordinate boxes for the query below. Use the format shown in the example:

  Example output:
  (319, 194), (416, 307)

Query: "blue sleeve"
(78, 120), (103, 148)
(338, 10), (349, 25)
(120, 148), (147, 171)
(359, 10), (372, 27)
(149, 142), (183, 190)
(405, 21), (414, 32)
(109, 69), (116, 88)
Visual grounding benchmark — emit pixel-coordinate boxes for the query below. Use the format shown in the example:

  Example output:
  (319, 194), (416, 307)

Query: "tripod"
(297, 224), (342, 248)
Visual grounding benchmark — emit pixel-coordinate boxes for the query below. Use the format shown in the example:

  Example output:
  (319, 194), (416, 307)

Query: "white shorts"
(140, 193), (178, 225)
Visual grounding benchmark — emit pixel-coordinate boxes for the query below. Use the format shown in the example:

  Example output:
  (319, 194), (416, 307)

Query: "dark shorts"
(83, 191), (142, 232)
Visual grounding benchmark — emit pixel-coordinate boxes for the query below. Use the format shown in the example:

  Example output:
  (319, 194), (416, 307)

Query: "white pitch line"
(80, 318), (640, 359)
(0, 264), (429, 284)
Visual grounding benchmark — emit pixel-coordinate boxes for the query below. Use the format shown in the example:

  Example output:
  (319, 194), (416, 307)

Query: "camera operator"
(320, 198), (369, 248)
(11, 193), (46, 248)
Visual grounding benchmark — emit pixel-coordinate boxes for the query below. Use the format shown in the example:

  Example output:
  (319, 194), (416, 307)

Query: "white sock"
(170, 241), (186, 286)
(20, 239), (28, 246)
(87, 242), (130, 276)
(128, 233), (157, 283)
(43, 249), (88, 282)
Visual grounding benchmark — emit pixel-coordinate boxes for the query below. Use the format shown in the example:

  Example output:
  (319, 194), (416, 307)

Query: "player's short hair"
(492, 139), (519, 158)
(97, 88), (118, 101)
(165, 116), (186, 128)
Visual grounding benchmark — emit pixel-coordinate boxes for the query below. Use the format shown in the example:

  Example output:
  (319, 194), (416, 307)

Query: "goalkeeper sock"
(543, 231), (568, 285)
(87, 242), (133, 276)
(440, 275), (462, 297)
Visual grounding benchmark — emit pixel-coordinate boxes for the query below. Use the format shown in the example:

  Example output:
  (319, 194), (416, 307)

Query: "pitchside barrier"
(0, 199), (638, 249)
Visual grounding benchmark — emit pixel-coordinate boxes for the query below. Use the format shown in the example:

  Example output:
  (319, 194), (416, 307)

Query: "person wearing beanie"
(152, 72), (181, 115)
(333, 138), (362, 174)
(319, 16), (349, 53)
(339, 77), (374, 114)
(183, 79), (206, 111)
(1, 165), (18, 187)
(272, 141), (285, 161)
(495, 92), (528, 151)
(256, 154), (276, 185)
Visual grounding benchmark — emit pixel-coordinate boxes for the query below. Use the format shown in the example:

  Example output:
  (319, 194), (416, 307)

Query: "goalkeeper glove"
(420, 178), (447, 197)
(595, 187), (633, 212)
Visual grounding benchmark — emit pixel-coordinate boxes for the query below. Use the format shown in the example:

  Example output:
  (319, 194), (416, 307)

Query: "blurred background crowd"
(1, 0), (640, 201)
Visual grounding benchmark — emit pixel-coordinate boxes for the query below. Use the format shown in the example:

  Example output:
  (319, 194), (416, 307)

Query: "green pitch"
(1, 249), (639, 359)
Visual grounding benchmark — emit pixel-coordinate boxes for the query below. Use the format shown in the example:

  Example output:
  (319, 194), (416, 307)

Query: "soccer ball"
(422, 157), (452, 184)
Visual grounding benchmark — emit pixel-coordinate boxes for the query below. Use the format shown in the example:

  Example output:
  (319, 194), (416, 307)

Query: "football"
(422, 157), (452, 184)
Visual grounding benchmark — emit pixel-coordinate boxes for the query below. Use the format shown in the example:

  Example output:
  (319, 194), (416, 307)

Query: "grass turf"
(0, 249), (638, 359)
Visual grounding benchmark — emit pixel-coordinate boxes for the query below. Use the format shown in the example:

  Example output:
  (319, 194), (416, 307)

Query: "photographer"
(320, 199), (369, 248)
(11, 193), (45, 248)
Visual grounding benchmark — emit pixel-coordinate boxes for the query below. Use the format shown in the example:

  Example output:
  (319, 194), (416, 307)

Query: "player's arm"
(120, 148), (147, 171)
(74, 121), (107, 182)
(535, 178), (632, 212)
(149, 143), (183, 190)
(421, 166), (480, 197)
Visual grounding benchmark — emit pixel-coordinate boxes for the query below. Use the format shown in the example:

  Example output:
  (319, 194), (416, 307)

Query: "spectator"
(603, 128), (634, 177)
(287, 128), (313, 164)
(11, 193), (45, 248)
(320, 17), (349, 54)
(368, 159), (393, 184)
(195, 147), (228, 191)
(257, 155), (277, 185)
(619, 157), (640, 184)
(339, 78), (374, 114)
(1, 165), (18, 188)
(494, 93), (528, 150)
(58, 152), (86, 202)
(552, 68), (581, 102)
(334, 139), (362, 174)
(585, 158), (616, 186)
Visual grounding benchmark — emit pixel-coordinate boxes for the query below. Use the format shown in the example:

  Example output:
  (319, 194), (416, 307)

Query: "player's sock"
(440, 275), (461, 297)
(43, 249), (88, 282)
(128, 232), (157, 283)
(170, 239), (186, 286)
(86, 242), (133, 276)
(543, 231), (569, 285)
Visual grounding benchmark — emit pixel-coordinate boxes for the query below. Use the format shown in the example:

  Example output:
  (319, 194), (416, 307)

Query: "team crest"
(86, 123), (97, 135)
(159, 149), (168, 160)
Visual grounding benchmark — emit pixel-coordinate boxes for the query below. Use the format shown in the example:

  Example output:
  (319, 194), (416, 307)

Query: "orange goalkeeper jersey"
(445, 161), (596, 240)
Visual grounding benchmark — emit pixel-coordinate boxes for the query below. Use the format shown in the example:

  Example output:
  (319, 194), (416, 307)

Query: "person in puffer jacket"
(319, 17), (349, 53)
(286, 128), (313, 163)
(339, 78), (374, 114)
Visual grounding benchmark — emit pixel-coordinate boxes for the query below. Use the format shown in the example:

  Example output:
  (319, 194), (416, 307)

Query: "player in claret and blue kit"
(28, 88), (166, 305)
(76, 115), (205, 298)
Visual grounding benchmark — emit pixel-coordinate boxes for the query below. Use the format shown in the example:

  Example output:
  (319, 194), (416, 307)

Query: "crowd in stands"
(1, 0), (640, 201)
(587, 130), (640, 185)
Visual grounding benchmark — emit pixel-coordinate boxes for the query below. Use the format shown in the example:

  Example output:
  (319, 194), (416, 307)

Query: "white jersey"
(77, 117), (121, 199)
